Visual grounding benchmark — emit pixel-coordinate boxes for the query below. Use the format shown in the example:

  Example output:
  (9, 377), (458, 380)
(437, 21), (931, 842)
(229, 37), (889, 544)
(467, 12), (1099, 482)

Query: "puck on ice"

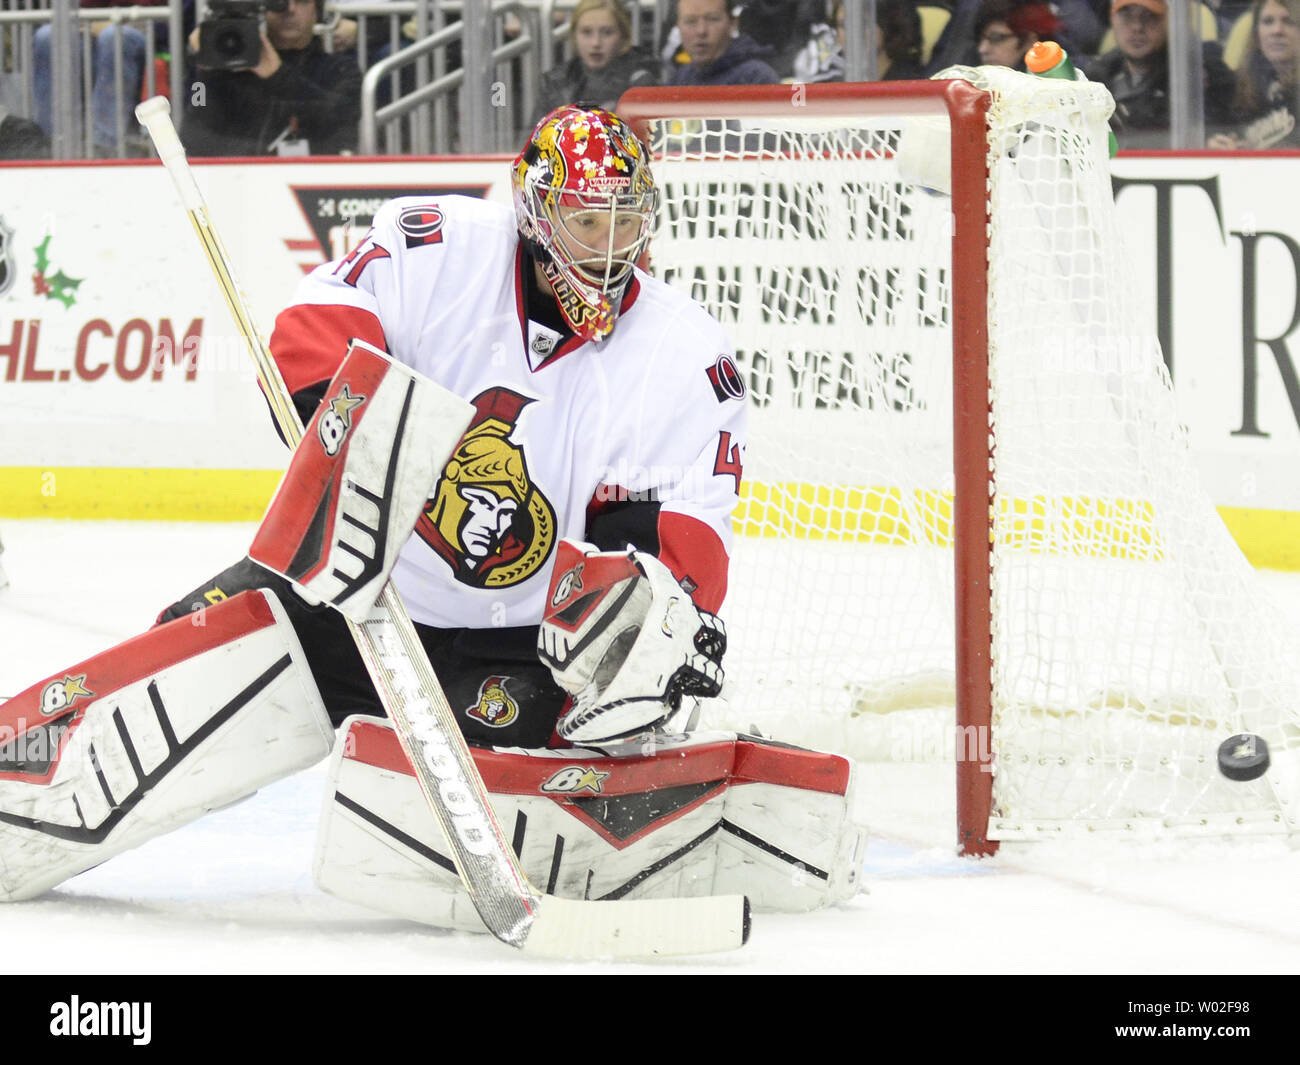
(1217, 733), (1270, 782)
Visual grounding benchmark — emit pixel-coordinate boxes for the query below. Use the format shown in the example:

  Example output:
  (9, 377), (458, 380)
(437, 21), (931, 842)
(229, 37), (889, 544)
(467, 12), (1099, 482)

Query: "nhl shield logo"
(530, 330), (558, 358)
(0, 217), (16, 297)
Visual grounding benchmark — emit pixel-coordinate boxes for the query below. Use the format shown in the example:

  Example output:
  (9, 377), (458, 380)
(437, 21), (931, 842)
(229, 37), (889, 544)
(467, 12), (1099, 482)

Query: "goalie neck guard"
(512, 105), (658, 343)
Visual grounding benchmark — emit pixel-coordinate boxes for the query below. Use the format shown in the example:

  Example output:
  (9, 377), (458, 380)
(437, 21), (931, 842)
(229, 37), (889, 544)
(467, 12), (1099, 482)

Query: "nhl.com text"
(1114, 1002), (1250, 1041)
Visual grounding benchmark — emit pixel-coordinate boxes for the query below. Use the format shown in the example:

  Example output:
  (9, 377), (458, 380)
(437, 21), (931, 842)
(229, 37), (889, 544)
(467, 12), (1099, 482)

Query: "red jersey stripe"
(269, 304), (388, 396)
(657, 510), (729, 613)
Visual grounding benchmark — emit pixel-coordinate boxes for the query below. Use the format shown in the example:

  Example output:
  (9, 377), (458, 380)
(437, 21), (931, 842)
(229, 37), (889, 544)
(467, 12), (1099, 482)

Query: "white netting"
(649, 115), (956, 751)
(639, 71), (1300, 840)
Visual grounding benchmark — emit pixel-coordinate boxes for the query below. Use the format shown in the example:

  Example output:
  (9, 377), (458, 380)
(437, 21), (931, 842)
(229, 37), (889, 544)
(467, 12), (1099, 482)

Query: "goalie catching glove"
(538, 540), (726, 744)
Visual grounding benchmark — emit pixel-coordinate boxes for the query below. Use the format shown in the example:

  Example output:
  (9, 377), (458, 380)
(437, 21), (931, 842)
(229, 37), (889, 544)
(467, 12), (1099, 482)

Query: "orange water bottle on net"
(1025, 40), (1120, 157)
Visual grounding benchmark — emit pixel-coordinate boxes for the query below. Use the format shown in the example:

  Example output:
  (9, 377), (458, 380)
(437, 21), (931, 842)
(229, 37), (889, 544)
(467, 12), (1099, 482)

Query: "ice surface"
(1, 519), (1298, 975)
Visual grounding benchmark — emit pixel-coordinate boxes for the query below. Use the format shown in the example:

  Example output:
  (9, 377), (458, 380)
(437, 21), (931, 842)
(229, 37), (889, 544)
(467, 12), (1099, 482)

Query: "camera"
(196, 0), (289, 71)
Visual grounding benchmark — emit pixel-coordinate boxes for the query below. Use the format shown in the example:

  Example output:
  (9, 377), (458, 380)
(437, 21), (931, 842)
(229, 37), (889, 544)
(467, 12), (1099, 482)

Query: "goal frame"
(619, 81), (1000, 856)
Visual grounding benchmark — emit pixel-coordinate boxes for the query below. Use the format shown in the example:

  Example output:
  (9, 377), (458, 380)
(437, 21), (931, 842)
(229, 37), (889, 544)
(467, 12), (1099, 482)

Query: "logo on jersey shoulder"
(541, 765), (609, 795)
(464, 675), (520, 729)
(40, 674), (93, 717)
(397, 204), (445, 248)
(706, 354), (746, 403)
(317, 384), (366, 456)
(416, 387), (557, 588)
(286, 184), (487, 269)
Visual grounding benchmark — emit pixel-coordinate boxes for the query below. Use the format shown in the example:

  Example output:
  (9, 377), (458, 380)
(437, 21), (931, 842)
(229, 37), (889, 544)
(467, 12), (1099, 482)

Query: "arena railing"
(0, 0), (184, 160)
(0, 0), (1263, 161)
(357, 0), (540, 156)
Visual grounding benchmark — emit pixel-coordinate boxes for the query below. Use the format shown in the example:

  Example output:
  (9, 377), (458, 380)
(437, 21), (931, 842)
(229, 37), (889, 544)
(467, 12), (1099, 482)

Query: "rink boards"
(0, 153), (1298, 568)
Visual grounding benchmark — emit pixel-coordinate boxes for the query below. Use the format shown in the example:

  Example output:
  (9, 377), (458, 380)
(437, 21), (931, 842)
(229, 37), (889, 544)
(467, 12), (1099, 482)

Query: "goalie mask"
(513, 105), (658, 343)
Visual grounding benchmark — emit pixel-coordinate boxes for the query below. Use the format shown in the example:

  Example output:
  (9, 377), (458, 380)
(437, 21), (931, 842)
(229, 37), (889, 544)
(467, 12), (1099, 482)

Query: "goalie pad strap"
(0, 590), (333, 901)
(250, 338), (473, 621)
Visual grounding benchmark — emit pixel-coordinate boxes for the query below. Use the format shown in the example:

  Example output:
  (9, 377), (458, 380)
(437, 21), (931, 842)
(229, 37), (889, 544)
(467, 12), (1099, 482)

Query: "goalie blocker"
(250, 337), (473, 622)
(316, 716), (869, 928)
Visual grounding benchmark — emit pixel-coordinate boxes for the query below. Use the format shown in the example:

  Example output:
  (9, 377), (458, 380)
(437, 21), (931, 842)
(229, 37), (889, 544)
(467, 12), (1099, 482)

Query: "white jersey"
(269, 195), (748, 630)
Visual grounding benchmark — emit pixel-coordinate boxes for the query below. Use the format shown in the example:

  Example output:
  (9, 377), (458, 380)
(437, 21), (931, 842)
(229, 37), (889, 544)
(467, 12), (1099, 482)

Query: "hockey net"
(620, 73), (1300, 852)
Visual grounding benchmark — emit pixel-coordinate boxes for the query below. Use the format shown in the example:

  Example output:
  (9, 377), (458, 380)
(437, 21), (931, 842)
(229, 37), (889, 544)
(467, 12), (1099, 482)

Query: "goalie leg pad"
(250, 338), (473, 621)
(314, 717), (868, 931)
(0, 590), (333, 901)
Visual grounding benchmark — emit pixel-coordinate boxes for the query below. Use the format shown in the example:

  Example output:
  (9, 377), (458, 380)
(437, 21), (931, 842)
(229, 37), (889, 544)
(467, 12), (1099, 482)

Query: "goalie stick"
(133, 97), (750, 959)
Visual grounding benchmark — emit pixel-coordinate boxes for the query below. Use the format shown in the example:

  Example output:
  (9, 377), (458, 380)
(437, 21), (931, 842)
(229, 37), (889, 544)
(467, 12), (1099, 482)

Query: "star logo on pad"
(328, 385), (365, 425)
(317, 384), (367, 457)
(39, 674), (94, 716)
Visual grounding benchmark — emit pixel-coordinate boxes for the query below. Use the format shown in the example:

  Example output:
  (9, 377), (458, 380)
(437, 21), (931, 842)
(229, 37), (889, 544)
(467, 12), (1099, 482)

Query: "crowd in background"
(2, 0), (1298, 159)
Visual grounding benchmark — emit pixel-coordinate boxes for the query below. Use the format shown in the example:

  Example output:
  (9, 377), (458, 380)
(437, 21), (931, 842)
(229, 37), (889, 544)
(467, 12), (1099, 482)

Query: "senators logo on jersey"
(396, 204), (445, 248)
(416, 387), (556, 588)
(706, 354), (746, 403)
(464, 675), (520, 728)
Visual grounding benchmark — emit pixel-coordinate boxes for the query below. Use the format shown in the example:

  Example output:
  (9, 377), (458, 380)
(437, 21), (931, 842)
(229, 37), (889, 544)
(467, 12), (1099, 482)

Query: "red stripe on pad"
(0, 590), (279, 750)
(344, 719), (849, 797)
(250, 343), (392, 582)
(732, 740), (851, 796)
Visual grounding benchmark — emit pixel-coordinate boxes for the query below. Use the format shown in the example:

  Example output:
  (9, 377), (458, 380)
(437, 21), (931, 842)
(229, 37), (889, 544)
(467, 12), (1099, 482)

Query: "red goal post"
(618, 74), (1300, 855)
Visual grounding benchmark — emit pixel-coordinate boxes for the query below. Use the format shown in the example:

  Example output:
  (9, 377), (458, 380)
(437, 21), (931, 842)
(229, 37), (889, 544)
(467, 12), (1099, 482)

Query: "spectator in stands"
(327, 0), (421, 73)
(792, 0), (925, 83)
(1207, 0), (1300, 147)
(32, 0), (150, 156)
(1208, 0), (1256, 38)
(1088, 0), (1236, 149)
(738, 0), (827, 80)
(975, 0), (1062, 70)
(792, 0), (843, 83)
(927, 0), (1107, 74)
(874, 0), (927, 79)
(183, 0), (361, 156)
(533, 0), (658, 124)
(0, 106), (50, 159)
(665, 0), (779, 86)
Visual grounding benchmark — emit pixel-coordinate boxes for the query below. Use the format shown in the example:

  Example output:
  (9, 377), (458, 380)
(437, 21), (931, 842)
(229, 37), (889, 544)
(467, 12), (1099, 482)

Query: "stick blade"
(521, 894), (750, 960)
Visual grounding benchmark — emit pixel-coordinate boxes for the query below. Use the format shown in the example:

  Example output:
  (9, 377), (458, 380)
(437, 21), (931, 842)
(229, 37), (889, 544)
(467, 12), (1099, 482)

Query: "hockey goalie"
(0, 106), (866, 928)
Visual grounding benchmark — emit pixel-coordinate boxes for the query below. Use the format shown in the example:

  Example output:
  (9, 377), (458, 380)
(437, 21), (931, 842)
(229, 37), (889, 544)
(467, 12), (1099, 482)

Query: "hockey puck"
(1217, 733), (1270, 782)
